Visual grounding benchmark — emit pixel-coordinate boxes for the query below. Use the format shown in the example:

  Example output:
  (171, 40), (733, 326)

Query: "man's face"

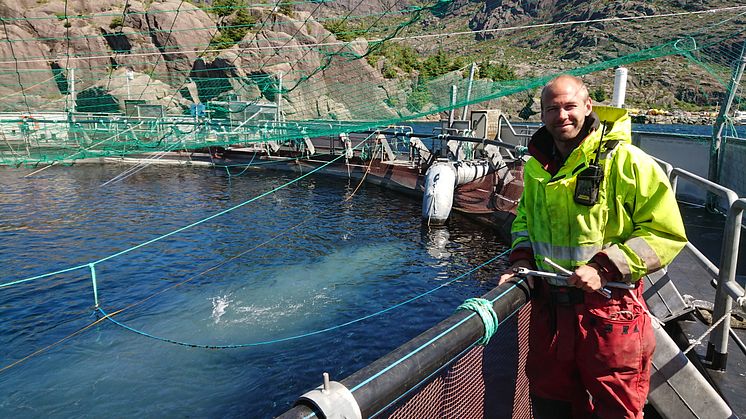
(541, 79), (592, 142)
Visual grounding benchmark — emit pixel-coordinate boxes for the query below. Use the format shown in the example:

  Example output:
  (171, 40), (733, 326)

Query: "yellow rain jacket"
(510, 106), (687, 283)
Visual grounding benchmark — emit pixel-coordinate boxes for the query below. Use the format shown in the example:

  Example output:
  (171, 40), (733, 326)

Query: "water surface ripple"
(0, 164), (509, 418)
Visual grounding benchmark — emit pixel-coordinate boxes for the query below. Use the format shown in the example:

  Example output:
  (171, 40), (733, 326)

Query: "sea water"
(0, 164), (508, 418)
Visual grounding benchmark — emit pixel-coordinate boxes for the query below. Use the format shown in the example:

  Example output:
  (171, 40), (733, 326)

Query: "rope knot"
(457, 297), (498, 345)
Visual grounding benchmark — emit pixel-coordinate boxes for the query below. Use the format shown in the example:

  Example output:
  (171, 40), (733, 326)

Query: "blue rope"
(351, 274), (526, 394)
(1, 137), (370, 289)
(367, 295), (527, 418)
(97, 250), (510, 349)
(457, 298), (498, 345)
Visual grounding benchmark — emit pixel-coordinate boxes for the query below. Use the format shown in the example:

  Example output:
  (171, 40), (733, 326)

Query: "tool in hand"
(512, 266), (612, 298)
(543, 257), (634, 290)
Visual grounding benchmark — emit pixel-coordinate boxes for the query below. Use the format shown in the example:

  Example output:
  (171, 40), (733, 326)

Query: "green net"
(0, 0), (744, 166)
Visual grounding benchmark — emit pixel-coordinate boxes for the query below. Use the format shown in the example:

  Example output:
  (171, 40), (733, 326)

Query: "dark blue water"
(0, 164), (508, 418)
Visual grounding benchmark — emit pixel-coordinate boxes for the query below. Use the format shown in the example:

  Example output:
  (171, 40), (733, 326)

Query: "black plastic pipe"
(277, 280), (531, 418)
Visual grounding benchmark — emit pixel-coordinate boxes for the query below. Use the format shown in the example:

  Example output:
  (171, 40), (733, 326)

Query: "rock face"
(470, 0), (554, 40)
(0, 0), (398, 118)
(0, 0), (739, 118)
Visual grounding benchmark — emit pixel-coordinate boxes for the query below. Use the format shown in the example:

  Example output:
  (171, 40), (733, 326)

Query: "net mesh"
(382, 305), (532, 419)
(0, 1), (744, 166)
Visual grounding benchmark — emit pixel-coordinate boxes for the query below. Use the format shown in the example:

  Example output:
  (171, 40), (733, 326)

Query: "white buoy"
(611, 67), (628, 108)
(422, 159), (493, 225)
(422, 159), (456, 225)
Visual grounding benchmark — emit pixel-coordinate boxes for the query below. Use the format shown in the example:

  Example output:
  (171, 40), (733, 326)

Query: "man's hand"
(566, 263), (606, 293)
(499, 259), (535, 288)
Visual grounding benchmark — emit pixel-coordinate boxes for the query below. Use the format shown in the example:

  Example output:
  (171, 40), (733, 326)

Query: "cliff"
(0, 0), (741, 120)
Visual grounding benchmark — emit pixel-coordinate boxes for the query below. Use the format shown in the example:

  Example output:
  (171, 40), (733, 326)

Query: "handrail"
(670, 167), (739, 207)
(668, 166), (743, 371)
(652, 155), (674, 177)
(707, 198), (746, 370)
(496, 113), (534, 142)
(278, 281), (531, 418)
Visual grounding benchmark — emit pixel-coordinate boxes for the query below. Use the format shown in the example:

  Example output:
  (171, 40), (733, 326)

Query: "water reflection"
(421, 224), (451, 259)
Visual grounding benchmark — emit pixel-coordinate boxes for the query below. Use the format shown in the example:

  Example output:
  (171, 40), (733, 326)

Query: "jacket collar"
(528, 111), (601, 175)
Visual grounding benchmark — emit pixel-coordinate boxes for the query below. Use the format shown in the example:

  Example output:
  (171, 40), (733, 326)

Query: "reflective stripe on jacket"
(510, 106), (687, 282)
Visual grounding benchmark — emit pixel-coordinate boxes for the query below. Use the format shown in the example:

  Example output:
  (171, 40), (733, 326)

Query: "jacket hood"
(592, 106), (632, 145)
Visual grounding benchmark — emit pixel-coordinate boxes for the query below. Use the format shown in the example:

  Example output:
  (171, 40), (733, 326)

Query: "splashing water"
(211, 295), (232, 324)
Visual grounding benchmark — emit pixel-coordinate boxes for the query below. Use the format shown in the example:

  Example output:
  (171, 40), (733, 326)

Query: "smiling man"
(499, 74), (687, 418)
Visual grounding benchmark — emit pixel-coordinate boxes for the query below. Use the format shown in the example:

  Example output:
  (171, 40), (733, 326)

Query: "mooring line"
(2, 138), (367, 289)
(2, 175), (358, 370)
(96, 250), (509, 349)
(0, 307), (126, 374)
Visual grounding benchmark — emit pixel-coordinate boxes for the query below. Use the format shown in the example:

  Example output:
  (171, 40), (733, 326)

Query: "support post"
(707, 42), (746, 210)
(611, 67), (628, 108)
(461, 62), (477, 120)
(706, 199), (746, 371)
(448, 85), (457, 128)
(69, 67), (76, 114)
(277, 71), (283, 123)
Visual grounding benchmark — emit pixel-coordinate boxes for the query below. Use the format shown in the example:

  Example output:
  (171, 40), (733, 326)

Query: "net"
(374, 305), (531, 418)
(0, 1), (744, 166)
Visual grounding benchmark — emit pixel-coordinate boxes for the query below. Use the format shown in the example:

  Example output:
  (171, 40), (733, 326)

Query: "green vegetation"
(407, 81), (431, 112)
(381, 61), (398, 79)
(674, 99), (709, 112)
(210, 6), (257, 50)
(323, 20), (366, 42)
(109, 16), (123, 29)
(589, 87), (607, 102)
(367, 43), (473, 82)
(476, 60), (517, 82)
(420, 49), (466, 80)
(366, 42), (419, 74)
(278, 0), (294, 16)
(212, 0), (241, 18)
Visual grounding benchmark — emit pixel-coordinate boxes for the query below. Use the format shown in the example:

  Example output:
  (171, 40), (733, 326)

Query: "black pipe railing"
(278, 280), (531, 418)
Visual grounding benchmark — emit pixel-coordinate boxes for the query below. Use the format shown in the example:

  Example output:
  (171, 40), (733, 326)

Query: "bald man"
(499, 75), (686, 419)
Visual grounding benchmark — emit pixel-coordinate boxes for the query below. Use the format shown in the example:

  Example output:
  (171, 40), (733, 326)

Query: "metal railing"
(669, 166), (745, 370)
(708, 198), (746, 369)
(278, 282), (532, 418)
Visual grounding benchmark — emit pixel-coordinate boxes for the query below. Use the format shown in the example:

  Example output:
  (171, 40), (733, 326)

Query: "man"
(499, 75), (687, 419)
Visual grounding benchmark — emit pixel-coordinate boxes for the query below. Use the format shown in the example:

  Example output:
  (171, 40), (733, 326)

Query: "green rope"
(457, 297), (498, 345)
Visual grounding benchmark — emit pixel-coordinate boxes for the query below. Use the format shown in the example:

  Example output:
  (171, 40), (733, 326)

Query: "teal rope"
(350, 274), (525, 393)
(1, 136), (372, 289)
(457, 297), (498, 345)
(97, 249), (510, 349)
(1, 263), (89, 288)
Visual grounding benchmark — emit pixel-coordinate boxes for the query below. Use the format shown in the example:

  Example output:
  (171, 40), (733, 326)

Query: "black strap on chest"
(573, 122), (620, 206)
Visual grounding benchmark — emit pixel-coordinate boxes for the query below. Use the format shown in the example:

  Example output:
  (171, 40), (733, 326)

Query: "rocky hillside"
(0, 0), (741, 120)
(0, 0), (398, 119)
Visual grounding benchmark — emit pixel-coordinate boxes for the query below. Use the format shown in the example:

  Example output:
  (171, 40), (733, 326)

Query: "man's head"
(540, 75), (593, 143)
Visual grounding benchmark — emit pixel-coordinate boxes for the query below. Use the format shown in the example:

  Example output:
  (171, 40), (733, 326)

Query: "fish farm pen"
(1, 1), (745, 418)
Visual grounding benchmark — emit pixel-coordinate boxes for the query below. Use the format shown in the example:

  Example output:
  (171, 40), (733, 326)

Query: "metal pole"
(461, 62), (477, 120)
(611, 67), (628, 108)
(126, 68), (134, 100)
(707, 42), (746, 209)
(69, 67), (76, 114)
(277, 71), (283, 123)
(448, 85), (457, 128)
(706, 199), (746, 371)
